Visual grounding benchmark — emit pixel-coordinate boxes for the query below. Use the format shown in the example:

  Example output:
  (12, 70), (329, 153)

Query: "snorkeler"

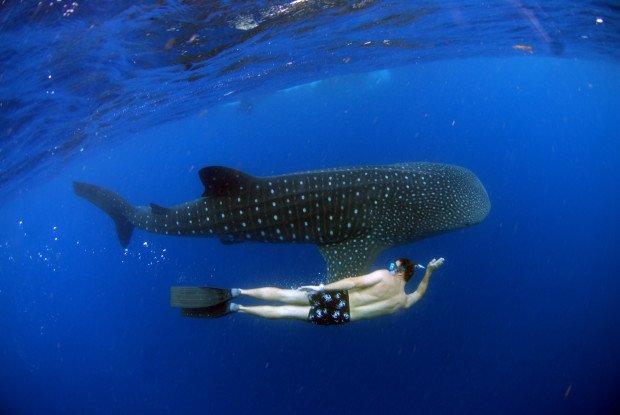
(170, 257), (445, 325)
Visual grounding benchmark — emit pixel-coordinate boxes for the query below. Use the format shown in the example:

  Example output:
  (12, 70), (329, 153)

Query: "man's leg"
(239, 287), (308, 305)
(237, 304), (309, 320)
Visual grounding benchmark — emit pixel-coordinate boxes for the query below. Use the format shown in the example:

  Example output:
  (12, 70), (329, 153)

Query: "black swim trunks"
(307, 289), (351, 326)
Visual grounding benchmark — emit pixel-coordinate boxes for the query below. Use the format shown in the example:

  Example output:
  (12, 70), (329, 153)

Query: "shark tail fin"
(73, 181), (135, 247)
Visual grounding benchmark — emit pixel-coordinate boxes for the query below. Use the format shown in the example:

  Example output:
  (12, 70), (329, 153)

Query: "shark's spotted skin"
(73, 162), (490, 280)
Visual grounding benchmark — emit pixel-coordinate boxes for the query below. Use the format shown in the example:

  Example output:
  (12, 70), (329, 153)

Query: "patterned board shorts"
(307, 289), (351, 326)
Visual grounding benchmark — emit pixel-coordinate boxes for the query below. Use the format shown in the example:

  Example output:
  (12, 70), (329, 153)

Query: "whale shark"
(73, 163), (490, 280)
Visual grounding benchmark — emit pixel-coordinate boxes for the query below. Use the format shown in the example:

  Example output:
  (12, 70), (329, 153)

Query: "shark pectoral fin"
(198, 166), (257, 198)
(318, 237), (387, 282)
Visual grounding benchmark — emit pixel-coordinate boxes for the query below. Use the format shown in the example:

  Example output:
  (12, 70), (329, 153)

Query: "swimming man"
(171, 257), (445, 325)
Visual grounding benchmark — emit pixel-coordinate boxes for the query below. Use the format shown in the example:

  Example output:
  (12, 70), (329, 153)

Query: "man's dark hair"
(396, 258), (416, 282)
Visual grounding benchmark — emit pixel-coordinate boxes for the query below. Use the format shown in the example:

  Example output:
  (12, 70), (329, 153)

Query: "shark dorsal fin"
(198, 166), (256, 198)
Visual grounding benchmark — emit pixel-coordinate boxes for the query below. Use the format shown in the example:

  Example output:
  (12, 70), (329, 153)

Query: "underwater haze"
(1, 1), (619, 414)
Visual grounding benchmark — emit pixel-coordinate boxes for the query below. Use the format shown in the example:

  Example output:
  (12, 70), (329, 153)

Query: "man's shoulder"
(365, 269), (391, 280)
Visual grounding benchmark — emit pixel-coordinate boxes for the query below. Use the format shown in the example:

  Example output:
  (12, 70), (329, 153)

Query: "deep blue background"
(1, 58), (619, 414)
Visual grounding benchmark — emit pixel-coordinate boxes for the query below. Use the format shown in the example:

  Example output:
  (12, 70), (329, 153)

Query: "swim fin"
(179, 301), (236, 318)
(170, 286), (233, 308)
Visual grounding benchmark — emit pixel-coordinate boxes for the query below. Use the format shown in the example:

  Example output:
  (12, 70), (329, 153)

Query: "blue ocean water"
(1, 1), (619, 414)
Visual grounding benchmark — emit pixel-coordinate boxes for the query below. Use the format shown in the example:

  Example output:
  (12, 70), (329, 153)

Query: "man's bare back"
(348, 270), (410, 319)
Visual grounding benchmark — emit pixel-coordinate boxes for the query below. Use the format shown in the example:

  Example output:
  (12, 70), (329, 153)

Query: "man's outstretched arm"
(299, 271), (384, 292)
(405, 258), (444, 308)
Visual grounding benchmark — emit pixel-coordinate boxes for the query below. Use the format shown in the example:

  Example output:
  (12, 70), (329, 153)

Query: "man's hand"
(427, 257), (445, 271)
(298, 284), (324, 293)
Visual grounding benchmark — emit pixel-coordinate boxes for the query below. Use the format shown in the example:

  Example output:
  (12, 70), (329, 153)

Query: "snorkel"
(389, 261), (404, 275)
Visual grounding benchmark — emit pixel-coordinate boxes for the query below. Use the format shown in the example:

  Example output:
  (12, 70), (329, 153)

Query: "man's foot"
(428, 257), (445, 271)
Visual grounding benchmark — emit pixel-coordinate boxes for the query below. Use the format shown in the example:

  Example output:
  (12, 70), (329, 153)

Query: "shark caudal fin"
(73, 182), (135, 247)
